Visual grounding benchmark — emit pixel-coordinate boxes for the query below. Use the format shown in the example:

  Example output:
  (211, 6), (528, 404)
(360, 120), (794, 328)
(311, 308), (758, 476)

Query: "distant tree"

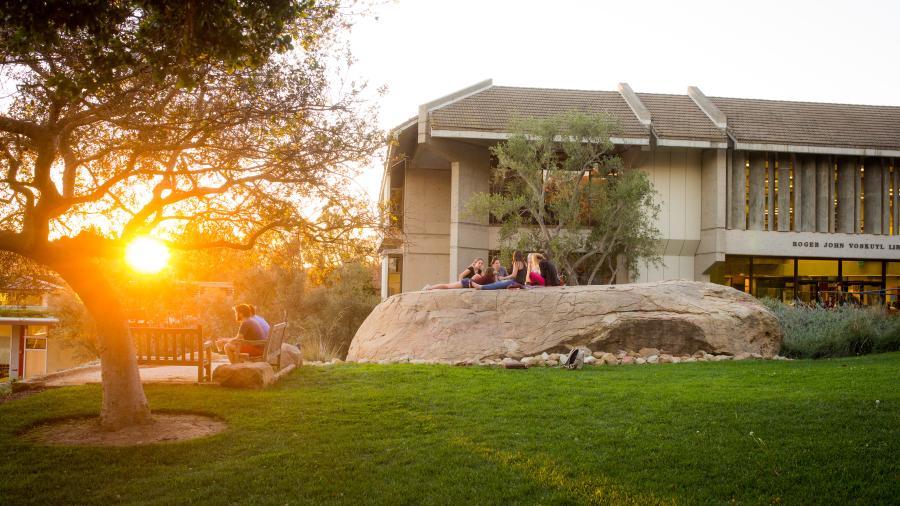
(466, 112), (661, 284)
(0, 1), (381, 429)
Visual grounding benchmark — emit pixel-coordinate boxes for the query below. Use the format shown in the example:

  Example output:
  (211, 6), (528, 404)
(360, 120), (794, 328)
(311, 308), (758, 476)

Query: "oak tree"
(0, 0), (381, 429)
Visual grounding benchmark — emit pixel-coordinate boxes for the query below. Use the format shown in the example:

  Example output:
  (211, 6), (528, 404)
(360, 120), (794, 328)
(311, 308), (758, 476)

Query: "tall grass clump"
(762, 299), (900, 358)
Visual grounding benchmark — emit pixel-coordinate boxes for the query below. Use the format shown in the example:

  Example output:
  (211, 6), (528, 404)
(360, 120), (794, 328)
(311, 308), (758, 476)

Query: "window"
(25, 337), (47, 350)
(387, 255), (402, 296)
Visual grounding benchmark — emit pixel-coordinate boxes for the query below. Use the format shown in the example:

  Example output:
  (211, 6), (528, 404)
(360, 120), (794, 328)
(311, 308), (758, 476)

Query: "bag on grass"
(563, 349), (584, 370)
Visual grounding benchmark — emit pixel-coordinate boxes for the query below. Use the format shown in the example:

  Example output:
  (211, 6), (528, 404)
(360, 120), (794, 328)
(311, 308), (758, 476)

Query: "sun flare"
(125, 237), (170, 274)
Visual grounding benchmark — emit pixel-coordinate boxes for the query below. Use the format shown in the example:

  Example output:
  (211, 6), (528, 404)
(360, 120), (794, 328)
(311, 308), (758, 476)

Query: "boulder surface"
(213, 362), (275, 388)
(347, 281), (782, 362)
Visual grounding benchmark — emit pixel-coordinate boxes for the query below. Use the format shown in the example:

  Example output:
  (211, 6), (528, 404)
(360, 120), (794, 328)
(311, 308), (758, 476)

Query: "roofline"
(0, 316), (59, 325)
(734, 142), (900, 158)
(418, 79), (494, 143)
(430, 129), (651, 146)
(657, 138), (728, 149)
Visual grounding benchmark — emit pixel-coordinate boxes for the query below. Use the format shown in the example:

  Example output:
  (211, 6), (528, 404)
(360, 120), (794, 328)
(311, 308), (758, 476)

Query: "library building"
(377, 80), (900, 305)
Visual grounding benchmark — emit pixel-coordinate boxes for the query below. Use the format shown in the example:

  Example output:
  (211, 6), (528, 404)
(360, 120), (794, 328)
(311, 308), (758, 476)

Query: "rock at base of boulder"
(280, 344), (303, 368)
(502, 357), (527, 369)
(213, 362), (275, 389)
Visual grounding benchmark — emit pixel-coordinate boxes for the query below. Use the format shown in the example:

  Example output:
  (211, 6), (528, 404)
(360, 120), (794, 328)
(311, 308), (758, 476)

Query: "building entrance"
(713, 255), (900, 306)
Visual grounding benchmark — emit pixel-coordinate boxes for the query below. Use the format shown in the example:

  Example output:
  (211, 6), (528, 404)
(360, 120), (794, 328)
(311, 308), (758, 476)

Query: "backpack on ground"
(563, 349), (584, 370)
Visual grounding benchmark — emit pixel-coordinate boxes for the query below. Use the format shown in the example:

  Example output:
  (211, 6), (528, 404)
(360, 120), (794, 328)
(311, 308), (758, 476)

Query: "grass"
(1, 355), (899, 505)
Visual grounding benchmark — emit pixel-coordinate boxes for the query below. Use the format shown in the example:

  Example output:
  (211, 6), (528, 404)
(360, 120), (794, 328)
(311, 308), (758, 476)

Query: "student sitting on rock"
(458, 257), (484, 281)
(425, 267), (495, 290)
(472, 250), (527, 290)
(539, 257), (562, 286)
(490, 257), (508, 278)
(527, 252), (546, 286)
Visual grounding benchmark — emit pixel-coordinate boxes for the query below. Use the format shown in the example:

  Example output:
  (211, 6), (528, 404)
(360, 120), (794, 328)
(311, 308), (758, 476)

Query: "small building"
(378, 80), (900, 304)
(0, 279), (82, 380)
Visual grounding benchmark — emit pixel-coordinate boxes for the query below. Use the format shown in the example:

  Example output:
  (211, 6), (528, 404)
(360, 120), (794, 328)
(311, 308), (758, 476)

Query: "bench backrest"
(264, 322), (287, 368)
(131, 327), (203, 363)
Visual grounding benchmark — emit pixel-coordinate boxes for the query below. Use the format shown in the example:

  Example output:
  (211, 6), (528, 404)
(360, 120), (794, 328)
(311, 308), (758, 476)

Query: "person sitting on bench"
(250, 305), (271, 339)
(216, 304), (266, 363)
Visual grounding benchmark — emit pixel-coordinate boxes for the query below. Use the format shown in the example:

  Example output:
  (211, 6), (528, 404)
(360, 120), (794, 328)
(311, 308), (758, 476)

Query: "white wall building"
(378, 80), (900, 305)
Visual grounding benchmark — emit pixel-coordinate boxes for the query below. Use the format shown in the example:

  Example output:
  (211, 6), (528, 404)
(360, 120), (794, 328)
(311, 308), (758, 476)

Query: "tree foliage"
(0, 0), (381, 428)
(466, 112), (661, 284)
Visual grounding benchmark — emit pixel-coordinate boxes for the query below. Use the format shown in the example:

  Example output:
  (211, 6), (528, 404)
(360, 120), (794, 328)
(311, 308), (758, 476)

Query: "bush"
(762, 299), (900, 358)
(295, 263), (379, 361)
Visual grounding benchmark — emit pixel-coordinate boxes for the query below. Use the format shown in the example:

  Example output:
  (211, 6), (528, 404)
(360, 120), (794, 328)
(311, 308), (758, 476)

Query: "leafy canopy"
(467, 112), (661, 284)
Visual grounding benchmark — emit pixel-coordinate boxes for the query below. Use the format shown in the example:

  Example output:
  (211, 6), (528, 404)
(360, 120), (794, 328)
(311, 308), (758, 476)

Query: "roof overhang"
(430, 129), (651, 146)
(0, 316), (59, 325)
(734, 142), (900, 158)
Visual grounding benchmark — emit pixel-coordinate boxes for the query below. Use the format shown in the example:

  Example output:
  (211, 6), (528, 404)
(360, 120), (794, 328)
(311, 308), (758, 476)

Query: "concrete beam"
(894, 160), (899, 235)
(882, 160), (891, 235)
(617, 83), (652, 127)
(800, 155), (817, 232)
(748, 152), (766, 231)
(837, 157), (856, 233)
(687, 86), (727, 129)
(777, 155), (792, 231)
(864, 157), (883, 234)
(767, 154), (776, 230)
(730, 150), (746, 229)
(815, 156), (831, 233)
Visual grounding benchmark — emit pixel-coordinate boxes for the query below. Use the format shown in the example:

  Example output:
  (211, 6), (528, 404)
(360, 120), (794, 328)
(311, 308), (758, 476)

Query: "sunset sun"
(125, 237), (170, 274)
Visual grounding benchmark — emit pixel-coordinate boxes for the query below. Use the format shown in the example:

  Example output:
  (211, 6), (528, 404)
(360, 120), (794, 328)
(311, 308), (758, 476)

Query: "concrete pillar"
(815, 156), (831, 233)
(777, 154), (792, 231)
(449, 159), (490, 278)
(701, 149), (727, 231)
(730, 150), (746, 229)
(794, 154), (804, 231)
(9, 325), (21, 380)
(864, 158), (883, 234)
(855, 159), (862, 234)
(799, 155), (816, 232)
(767, 154), (776, 230)
(882, 160), (891, 235)
(837, 157), (856, 233)
(892, 158), (900, 235)
(748, 152), (766, 231)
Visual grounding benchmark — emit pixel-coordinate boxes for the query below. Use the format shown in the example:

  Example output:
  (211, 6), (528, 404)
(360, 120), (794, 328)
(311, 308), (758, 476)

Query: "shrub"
(762, 299), (900, 358)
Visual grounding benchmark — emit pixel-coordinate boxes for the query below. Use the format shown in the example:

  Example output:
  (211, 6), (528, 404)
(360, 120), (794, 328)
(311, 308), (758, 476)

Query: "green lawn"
(2, 355), (898, 505)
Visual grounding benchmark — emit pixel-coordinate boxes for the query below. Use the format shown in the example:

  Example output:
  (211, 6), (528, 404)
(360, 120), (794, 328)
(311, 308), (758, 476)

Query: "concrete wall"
(401, 167), (451, 292)
(632, 148), (703, 282)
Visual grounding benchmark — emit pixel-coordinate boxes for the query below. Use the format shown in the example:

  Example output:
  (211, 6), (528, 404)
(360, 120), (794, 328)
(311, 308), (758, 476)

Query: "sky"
(345, 0), (900, 201)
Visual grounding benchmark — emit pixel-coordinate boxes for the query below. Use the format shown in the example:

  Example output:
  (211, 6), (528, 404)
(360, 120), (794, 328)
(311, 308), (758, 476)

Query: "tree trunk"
(51, 259), (151, 430)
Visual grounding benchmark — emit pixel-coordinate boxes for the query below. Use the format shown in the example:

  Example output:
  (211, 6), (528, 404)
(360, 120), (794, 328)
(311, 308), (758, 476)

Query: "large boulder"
(213, 362), (275, 388)
(347, 281), (782, 362)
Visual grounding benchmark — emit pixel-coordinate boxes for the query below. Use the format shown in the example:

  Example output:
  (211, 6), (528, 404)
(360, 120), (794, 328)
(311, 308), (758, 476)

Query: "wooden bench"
(233, 322), (287, 370)
(131, 326), (212, 382)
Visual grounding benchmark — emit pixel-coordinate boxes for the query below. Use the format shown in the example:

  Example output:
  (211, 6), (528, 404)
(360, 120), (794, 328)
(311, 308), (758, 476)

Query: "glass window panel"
(752, 257), (795, 302)
(796, 259), (840, 306)
(26, 325), (48, 337)
(887, 262), (900, 308)
(842, 260), (884, 306)
(720, 255), (751, 293)
(25, 337), (47, 350)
